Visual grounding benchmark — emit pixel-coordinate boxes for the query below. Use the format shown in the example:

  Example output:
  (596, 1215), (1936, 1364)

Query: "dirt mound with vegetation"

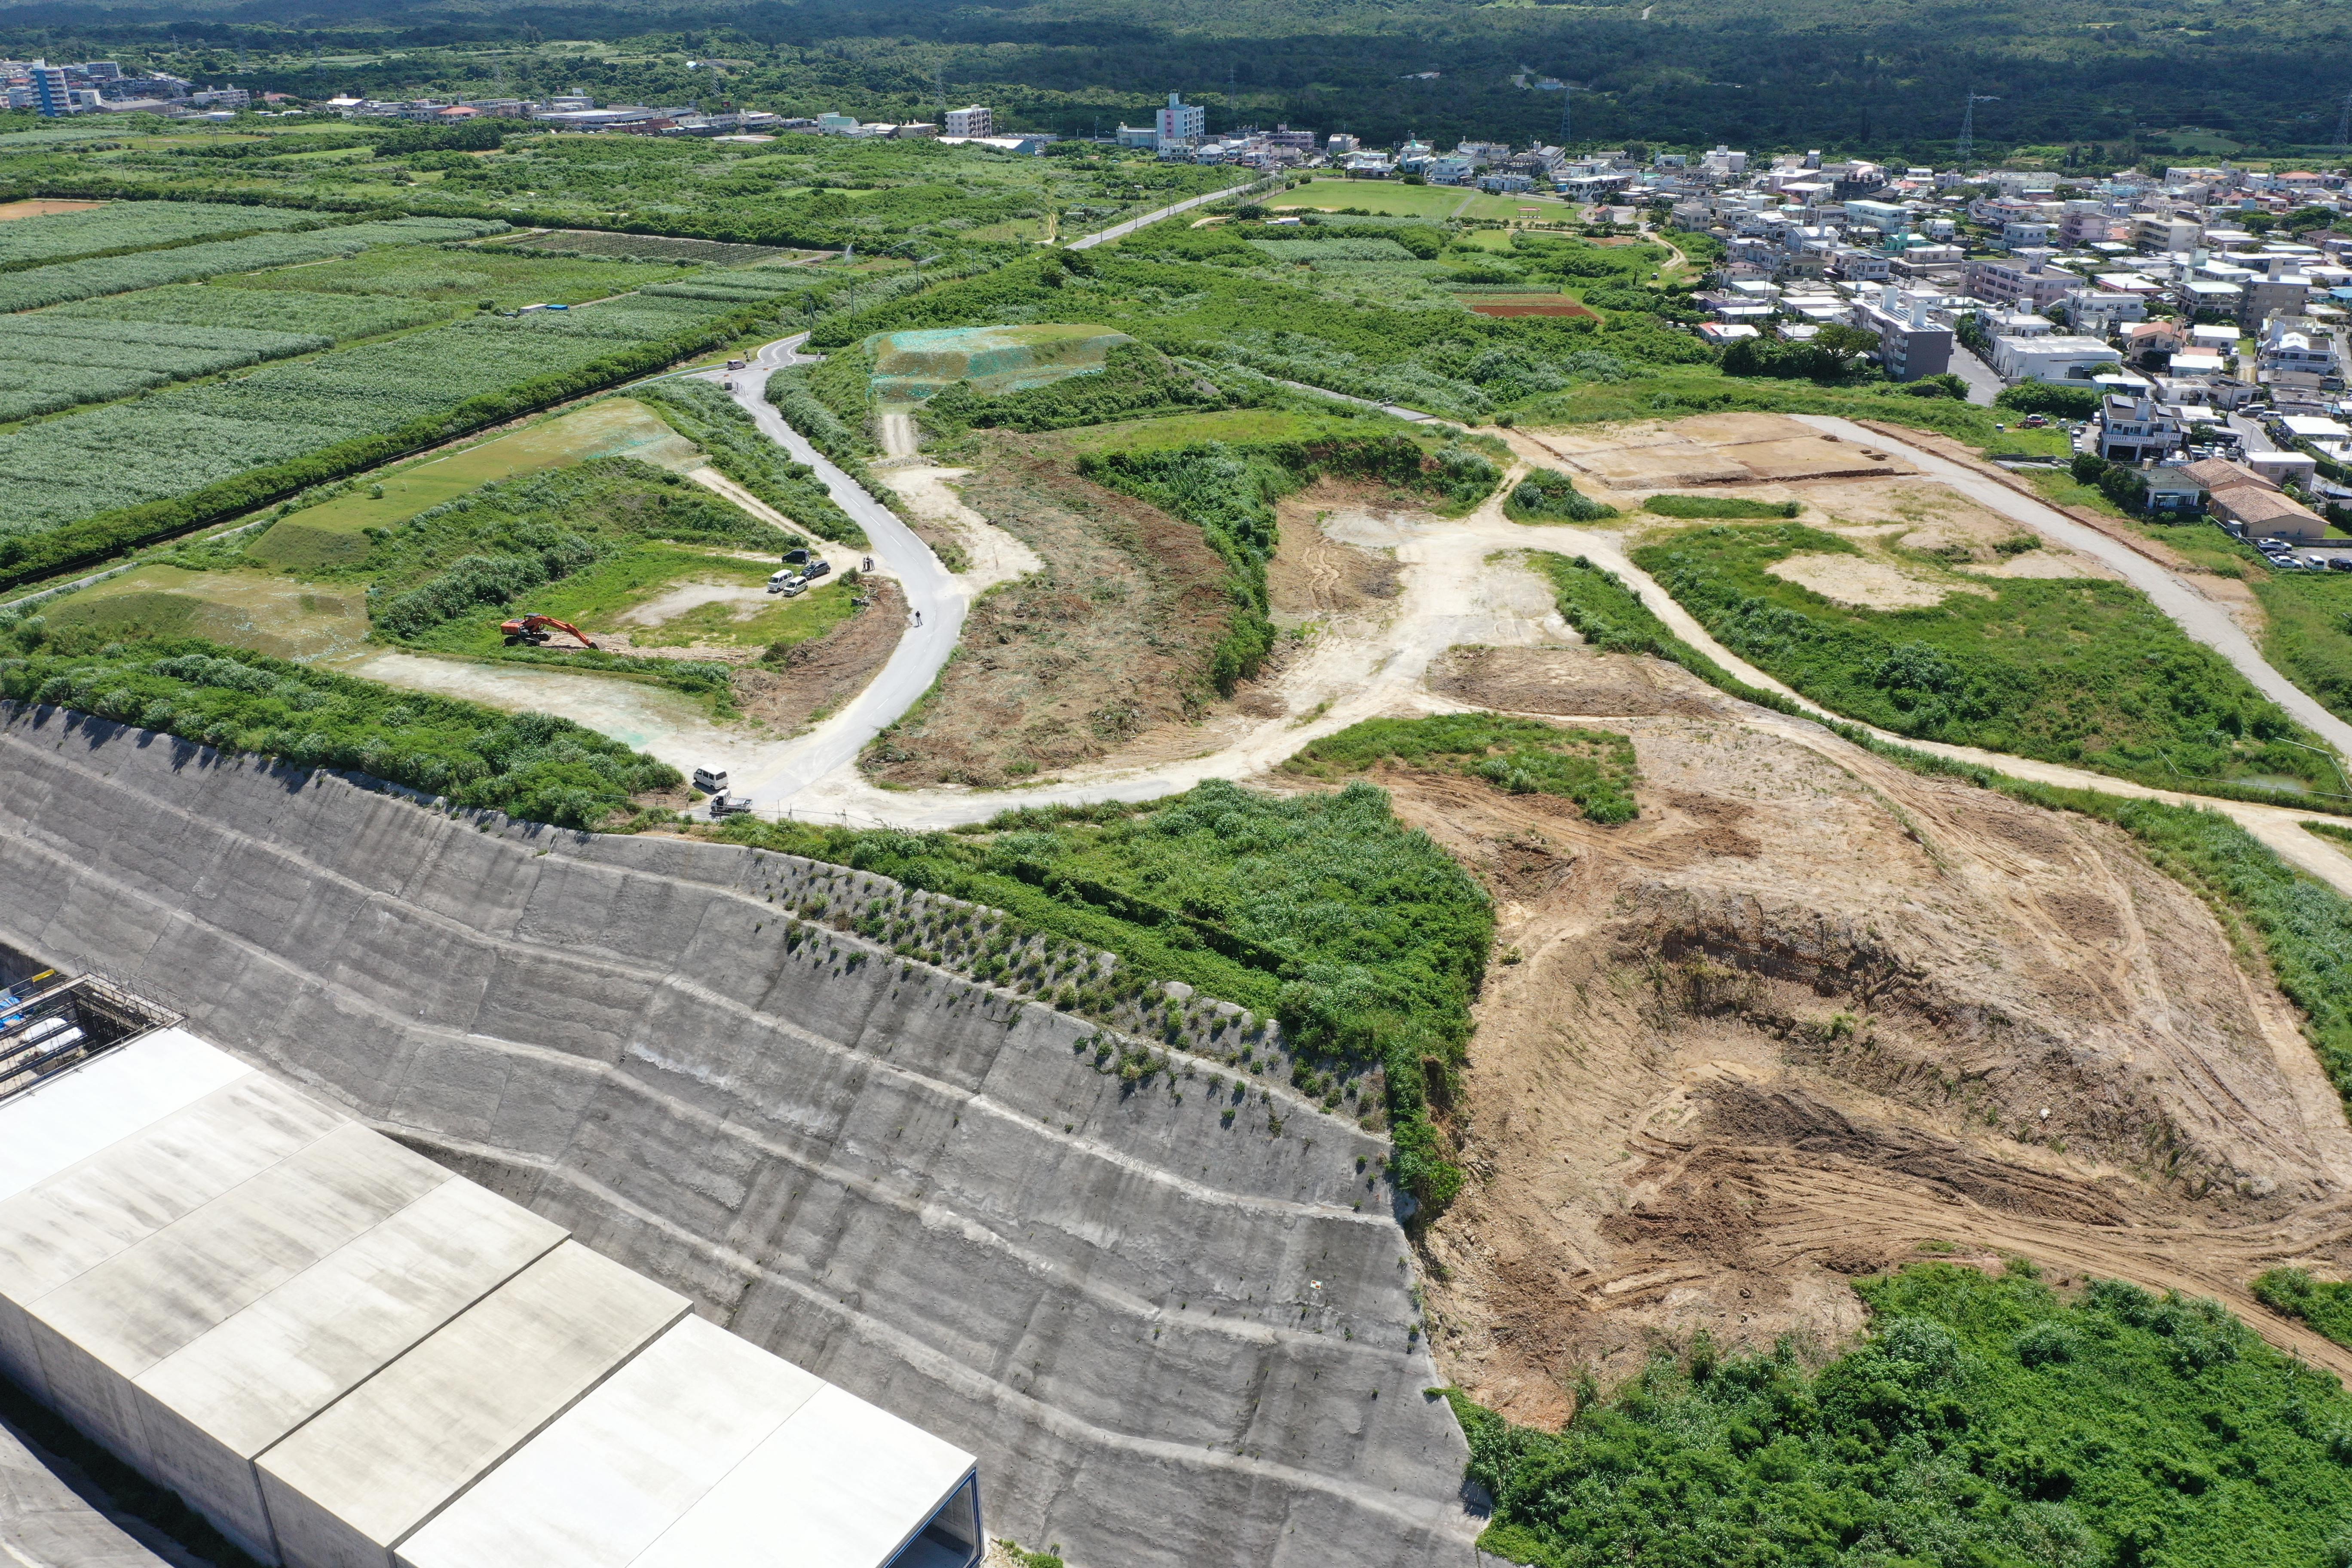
(1378, 688), (2352, 1427)
(863, 435), (1233, 787)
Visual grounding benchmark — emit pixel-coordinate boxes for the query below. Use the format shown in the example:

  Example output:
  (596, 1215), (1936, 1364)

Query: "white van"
(768, 570), (805, 597)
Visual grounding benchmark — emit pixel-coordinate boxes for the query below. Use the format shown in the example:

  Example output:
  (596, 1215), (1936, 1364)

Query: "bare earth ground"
(862, 436), (1234, 787)
(734, 578), (904, 732)
(1387, 692), (2352, 1427)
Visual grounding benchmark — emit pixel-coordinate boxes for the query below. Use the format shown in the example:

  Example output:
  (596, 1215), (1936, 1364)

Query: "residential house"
(2096, 394), (2185, 462)
(2194, 459), (2331, 542)
(2258, 316), (2340, 379)
(1964, 254), (2082, 312)
(1851, 287), (1954, 381)
(2125, 320), (2184, 363)
(943, 105), (992, 137)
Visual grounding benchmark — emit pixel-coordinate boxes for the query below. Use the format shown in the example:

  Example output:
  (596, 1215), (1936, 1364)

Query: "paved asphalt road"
(1066, 175), (1279, 251)
(714, 335), (965, 806)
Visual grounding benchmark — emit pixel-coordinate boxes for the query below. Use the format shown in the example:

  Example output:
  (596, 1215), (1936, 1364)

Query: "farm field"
(245, 397), (707, 571)
(1271, 178), (1573, 222)
(208, 241), (702, 309)
(0, 283), (769, 559)
(0, 124), (1250, 250)
(0, 198), (321, 270)
(0, 215), (509, 311)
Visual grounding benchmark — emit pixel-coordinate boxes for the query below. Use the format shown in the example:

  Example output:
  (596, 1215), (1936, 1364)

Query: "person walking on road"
(913, 610), (923, 627)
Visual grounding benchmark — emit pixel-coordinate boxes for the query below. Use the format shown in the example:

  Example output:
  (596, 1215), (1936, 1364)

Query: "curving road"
(683, 343), (2352, 899)
(708, 336), (966, 802)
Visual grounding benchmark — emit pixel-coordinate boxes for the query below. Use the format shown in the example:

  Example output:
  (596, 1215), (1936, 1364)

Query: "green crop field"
(1629, 521), (2338, 796)
(46, 281), (454, 340)
(0, 199), (321, 270)
(210, 242), (697, 309)
(0, 289), (762, 554)
(0, 314), (337, 422)
(0, 216), (509, 312)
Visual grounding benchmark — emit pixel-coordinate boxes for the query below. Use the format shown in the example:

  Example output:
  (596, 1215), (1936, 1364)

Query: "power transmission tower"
(2335, 86), (2352, 167)
(1957, 92), (1998, 166)
(1558, 82), (1572, 147)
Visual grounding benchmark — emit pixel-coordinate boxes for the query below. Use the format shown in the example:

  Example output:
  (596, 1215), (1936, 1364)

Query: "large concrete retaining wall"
(0, 707), (1477, 1568)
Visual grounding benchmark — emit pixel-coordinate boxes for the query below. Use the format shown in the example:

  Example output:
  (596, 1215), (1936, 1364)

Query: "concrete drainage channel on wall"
(0, 704), (1482, 1568)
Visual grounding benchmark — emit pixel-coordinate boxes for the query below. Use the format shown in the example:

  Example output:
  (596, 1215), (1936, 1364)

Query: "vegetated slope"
(1629, 521), (2337, 798)
(1375, 652), (2352, 1431)
(0, 712), (1477, 1568)
(707, 776), (1493, 1208)
(1453, 1262), (2352, 1568)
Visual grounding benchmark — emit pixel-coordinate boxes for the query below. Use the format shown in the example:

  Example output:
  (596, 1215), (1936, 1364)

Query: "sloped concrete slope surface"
(0, 1412), (175, 1568)
(0, 707), (1478, 1568)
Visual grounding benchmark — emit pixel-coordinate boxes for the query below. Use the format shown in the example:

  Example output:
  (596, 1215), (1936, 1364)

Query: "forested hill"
(4, 0), (2350, 162)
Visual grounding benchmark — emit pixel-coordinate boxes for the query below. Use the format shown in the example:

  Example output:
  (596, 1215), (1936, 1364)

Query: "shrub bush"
(1996, 381), (2105, 418)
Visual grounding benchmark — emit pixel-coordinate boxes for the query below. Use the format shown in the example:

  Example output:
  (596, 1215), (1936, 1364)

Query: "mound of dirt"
(1381, 696), (2352, 1424)
(1427, 645), (1724, 719)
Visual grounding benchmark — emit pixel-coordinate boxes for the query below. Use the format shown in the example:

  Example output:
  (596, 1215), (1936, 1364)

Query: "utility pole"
(1957, 92), (1998, 167)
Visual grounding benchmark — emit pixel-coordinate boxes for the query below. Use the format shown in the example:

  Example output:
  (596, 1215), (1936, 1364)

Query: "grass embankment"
(2252, 1268), (2352, 1349)
(1287, 714), (1641, 824)
(0, 624), (673, 827)
(1628, 522), (2335, 798)
(635, 378), (864, 546)
(918, 340), (1226, 438)
(708, 777), (1492, 1207)
(1453, 1262), (2352, 1568)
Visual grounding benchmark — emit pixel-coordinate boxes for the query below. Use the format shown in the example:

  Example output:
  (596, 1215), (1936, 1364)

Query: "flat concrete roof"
(0, 1027), (980, 1568)
(398, 1314), (977, 1568)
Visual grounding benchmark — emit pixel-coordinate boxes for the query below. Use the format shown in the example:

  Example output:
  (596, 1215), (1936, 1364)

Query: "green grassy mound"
(870, 322), (1130, 404)
(1629, 522), (2335, 797)
(1287, 714), (1640, 823)
(919, 340), (1226, 435)
(1505, 473), (1617, 523)
(2252, 1268), (2352, 1350)
(1454, 1261), (2352, 1568)
(1642, 493), (1801, 520)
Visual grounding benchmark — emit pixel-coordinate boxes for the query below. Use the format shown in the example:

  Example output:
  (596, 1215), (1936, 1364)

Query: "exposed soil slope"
(1382, 677), (2352, 1427)
(863, 435), (1234, 787)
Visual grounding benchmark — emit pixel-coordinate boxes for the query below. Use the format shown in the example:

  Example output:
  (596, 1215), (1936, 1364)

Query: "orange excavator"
(499, 613), (597, 649)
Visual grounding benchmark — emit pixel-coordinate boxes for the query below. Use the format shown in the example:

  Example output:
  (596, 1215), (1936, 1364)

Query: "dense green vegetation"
(0, 619), (675, 826)
(330, 456), (769, 700)
(633, 379), (861, 545)
(0, 125), (1241, 252)
(711, 775), (1492, 1205)
(1076, 429), (1499, 689)
(1630, 522), (2335, 796)
(2251, 1269), (2352, 1351)
(1287, 714), (1640, 824)
(811, 244), (1706, 423)
(1505, 473), (1617, 523)
(1644, 494), (1802, 520)
(918, 340), (1226, 437)
(1455, 1261), (2352, 1568)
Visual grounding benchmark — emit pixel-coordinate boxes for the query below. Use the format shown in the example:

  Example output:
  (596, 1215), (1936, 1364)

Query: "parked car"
(768, 570), (806, 596)
(803, 560), (833, 581)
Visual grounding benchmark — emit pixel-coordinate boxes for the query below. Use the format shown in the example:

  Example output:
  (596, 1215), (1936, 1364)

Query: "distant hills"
(2, 0), (2348, 160)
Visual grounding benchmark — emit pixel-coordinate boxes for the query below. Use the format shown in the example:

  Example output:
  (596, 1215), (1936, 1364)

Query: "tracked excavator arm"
(499, 614), (598, 649)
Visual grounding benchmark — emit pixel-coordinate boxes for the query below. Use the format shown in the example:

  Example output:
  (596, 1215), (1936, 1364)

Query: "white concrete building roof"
(0, 1027), (980, 1568)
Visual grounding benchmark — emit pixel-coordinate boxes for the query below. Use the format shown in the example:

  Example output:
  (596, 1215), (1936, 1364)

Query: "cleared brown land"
(862, 436), (1234, 786)
(736, 578), (903, 732)
(1376, 665), (2352, 1425)
(0, 199), (105, 220)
